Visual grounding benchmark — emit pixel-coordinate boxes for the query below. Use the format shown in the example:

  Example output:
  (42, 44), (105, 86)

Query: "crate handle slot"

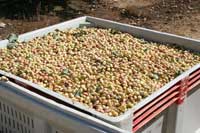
(133, 97), (178, 132)
(133, 91), (179, 126)
(134, 84), (179, 118)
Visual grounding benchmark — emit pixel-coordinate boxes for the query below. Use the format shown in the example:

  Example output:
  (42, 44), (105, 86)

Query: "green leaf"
(26, 54), (33, 59)
(138, 39), (148, 44)
(150, 73), (160, 80)
(7, 33), (18, 43)
(41, 68), (47, 72)
(7, 43), (16, 49)
(61, 68), (70, 75)
(108, 86), (112, 90)
(174, 70), (183, 77)
(112, 50), (119, 57)
(95, 85), (102, 92)
(16, 70), (23, 76)
(109, 29), (120, 35)
(7, 34), (18, 49)
(72, 30), (87, 37)
(74, 89), (82, 97)
(143, 48), (148, 52)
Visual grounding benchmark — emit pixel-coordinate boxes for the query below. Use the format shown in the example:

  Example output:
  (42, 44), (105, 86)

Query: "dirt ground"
(0, 0), (199, 40)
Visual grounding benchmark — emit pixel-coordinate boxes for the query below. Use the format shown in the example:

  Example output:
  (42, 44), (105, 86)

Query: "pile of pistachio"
(0, 28), (199, 116)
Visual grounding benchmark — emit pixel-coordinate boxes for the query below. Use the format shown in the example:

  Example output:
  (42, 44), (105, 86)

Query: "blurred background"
(0, 0), (199, 40)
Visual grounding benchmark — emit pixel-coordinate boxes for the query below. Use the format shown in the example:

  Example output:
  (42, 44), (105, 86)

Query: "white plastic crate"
(0, 16), (199, 133)
(0, 80), (178, 133)
(0, 97), (35, 133)
(0, 81), (128, 133)
(0, 96), (65, 133)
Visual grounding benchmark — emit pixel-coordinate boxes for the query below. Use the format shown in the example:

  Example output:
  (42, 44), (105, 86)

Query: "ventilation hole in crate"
(22, 127), (25, 133)
(19, 112), (22, 121)
(17, 122), (20, 130)
(0, 99), (35, 133)
(3, 104), (6, 112)
(8, 117), (11, 126)
(27, 117), (30, 126)
(13, 120), (15, 128)
(0, 114), (2, 122)
(0, 102), (2, 110)
(7, 106), (10, 114)
(15, 110), (18, 119)
(31, 119), (34, 128)
(4, 115), (7, 124)
(24, 127), (27, 133)
(23, 114), (26, 123)
(21, 124), (24, 133)
(5, 127), (8, 133)
(11, 108), (14, 117)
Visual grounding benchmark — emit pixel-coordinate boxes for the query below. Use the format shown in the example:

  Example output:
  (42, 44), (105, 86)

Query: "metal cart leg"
(175, 103), (185, 133)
